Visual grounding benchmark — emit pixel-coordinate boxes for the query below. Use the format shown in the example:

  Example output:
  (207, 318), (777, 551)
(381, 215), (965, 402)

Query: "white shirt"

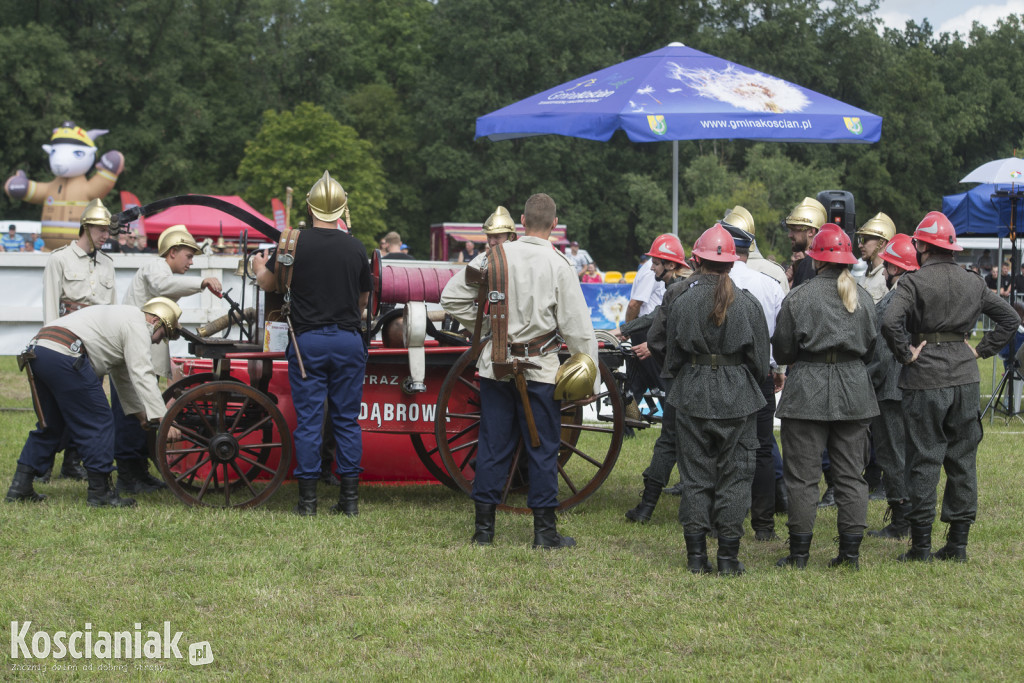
(567, 248), (593, 273)
(628, 260), (665, 316)
(42, 242), (116, 323)
(729, 259), (784, 368)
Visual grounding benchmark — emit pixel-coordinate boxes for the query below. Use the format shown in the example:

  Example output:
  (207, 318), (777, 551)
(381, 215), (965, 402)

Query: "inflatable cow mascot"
(4, 121), (124, 250)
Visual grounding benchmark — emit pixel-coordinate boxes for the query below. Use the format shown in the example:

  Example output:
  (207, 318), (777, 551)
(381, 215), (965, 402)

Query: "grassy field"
(1, 355), (1023, 681)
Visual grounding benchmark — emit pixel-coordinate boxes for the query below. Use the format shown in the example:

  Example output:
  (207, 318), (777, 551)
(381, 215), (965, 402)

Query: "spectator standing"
(3, 225), (26, 251)
(580, 262), (602, 283)
(457, 240), (479, 263)
(976, 249), (994, 272)
(382, 231), (413, 260)
(32, 233), (46, 252)
(566, 240), (593, 275)
(984, 264), (1000, 292)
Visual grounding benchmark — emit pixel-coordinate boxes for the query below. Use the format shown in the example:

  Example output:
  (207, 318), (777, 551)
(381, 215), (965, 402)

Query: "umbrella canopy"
(960, 157), (1024, 185)
(141, 195), (274, 240)
(476, 43), (881, 144)
(942, 184), (1013, 236)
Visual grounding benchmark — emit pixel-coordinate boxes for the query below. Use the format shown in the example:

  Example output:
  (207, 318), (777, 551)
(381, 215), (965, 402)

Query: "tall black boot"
(818, 467), (836, 508)
(867, 500), (910, 539)
(897, 524), (933, 562)
(774, 477), (789, 515)
(776, 532), (813, 569)
(716, 536), (745, 576)
(34, 464), (53, 485)
(472, 502), (497, 546)
(59, 449), (88, 481)
(683, 533), (713, 574)
(625, 477), (663, 523)
(5, 464), (47, 503)
(116, 459), (168, 494)
(932, 522), (970, 562)
(86, 471), (136, 508)
(532, 507), (576, 549)
(331, 476), (359, 516)
(294, 479), (318, 516)
(828, 533), (863, 569)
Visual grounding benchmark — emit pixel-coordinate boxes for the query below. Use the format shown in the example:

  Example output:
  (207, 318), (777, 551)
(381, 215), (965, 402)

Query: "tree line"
(2, 0), (1022, 264)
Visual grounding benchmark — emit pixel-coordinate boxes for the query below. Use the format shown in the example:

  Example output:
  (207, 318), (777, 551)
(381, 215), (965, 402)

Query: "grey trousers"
(872, 399), (909, 503)
(675, 412), (757, 538)
(902, 385), (981, 527)
(781, 418), (871, 535)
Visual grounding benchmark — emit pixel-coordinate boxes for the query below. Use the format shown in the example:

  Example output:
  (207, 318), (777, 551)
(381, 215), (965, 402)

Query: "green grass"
(1, 355), (1023, 681)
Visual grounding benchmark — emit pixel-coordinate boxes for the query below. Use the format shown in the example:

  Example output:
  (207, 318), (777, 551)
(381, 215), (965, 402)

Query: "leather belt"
(35, 326), (86, 354)
(510, 331), (561, 357)
(59, 298), (90, 317)
(912, 332), (965, 344)
(798, 349), (859, 364)
(690, 352), (742, 369)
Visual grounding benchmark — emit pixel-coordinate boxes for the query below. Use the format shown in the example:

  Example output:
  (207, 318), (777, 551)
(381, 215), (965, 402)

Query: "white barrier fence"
(0, 252), (251, 357)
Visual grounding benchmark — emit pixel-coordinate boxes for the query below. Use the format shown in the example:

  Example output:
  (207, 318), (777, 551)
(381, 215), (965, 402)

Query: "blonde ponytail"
(836, 268), (858, 313)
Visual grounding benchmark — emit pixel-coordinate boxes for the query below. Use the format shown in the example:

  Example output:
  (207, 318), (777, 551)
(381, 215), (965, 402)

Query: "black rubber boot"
(116, 459), (168, 494)
(625, 477), (663, 523)
(897, 524), (933, 562)
(932, 522), (970, 562)
(86, 471), (136, 508)
(683, 533), (713, 574)
(294, 479), (318, 516)
(34, 465), (53, 485)
(867, 500), (911, 539)
(774, 477), (789, 515)
(776, 532), (813, 569)
(716, 536), (745, 576)
(532, 507), (576, 549)
(471, 502), (497, 546)
(6, 464), (47, 503)
(817, 467), (836, 508)
(59, 450), (88, 481)
(828, 533), (863, 569)
(331, 476), (359, 516)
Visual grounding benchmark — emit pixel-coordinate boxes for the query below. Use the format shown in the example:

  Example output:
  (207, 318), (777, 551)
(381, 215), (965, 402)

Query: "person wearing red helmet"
(617, 233), (694, 524)
(881, 212), (1020, 563)
(665, 224), (770, 575)
(864, 233), (918, 540)
(773, 224), (879, 570)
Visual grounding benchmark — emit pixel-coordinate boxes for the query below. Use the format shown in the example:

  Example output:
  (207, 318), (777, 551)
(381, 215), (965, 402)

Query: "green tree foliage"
(237, 102), (386, 251)
(2, 0), (1024, 266)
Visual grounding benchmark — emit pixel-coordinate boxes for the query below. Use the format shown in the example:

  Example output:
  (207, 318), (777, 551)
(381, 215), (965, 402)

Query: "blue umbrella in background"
(476, 42), (882, 234)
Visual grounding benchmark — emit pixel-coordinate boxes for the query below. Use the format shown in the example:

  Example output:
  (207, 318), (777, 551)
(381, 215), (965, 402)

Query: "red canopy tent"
(134, 195), (275, 241)
(429, 222), (569, 261)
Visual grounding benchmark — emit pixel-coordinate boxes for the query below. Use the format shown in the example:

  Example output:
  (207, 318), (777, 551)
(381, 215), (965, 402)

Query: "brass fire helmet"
(554, 353), (598, 401)
(722, 205), (755, 235)
(79, 198), (111, 235)
(306, 170), (348, 222)
(785, 197), (828, 231)
(856, 212), (896, 241)
(482, 206), (517, 236)
(142, 297), (183, 341)
(157, 224), (200, 257)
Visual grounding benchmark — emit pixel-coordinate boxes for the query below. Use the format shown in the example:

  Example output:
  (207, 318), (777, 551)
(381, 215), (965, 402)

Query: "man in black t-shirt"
(254, 171), (371, 517)
(381, 231), (413, 260)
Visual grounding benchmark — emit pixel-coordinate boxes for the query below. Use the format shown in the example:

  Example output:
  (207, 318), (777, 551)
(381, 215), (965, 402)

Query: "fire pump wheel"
(155, 381), (292, 508)
(434, 348), (624, 513)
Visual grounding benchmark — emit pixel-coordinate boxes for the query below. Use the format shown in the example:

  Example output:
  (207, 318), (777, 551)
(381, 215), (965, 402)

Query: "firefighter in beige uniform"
(112, 225), (223, 493)
(854, 212), (896, 304)
(38, 198), (117, 482)
(441, 193), (598, 549)
(5, 299), (183, 508)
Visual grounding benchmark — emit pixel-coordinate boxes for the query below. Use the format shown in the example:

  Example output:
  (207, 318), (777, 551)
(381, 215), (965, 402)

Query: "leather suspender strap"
(274, 228), (301, 298)
(488, 243), (510, 367)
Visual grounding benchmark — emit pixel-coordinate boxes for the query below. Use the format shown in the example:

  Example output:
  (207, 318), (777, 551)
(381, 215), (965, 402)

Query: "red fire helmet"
(646, 233), (687, 265)
(691, 223), (739, 263)
(879, 233), (920, 272)
(912, 211), (962, 252)
(807, 223), (857, 265)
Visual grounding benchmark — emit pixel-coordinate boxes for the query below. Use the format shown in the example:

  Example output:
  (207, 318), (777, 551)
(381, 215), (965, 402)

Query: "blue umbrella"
(476, 42), (882, 233)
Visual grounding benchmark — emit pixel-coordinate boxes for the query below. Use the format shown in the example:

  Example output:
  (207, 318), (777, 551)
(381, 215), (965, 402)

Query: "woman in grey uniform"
(665, 224), (770, 575)
(773, 224), (879, 570)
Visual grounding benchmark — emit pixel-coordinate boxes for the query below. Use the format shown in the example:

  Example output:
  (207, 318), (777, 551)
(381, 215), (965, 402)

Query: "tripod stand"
(982, 188), (1023, 424)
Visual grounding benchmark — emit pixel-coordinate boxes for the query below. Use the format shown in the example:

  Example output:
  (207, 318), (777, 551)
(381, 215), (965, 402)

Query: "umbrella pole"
(672, 141), (679, 236)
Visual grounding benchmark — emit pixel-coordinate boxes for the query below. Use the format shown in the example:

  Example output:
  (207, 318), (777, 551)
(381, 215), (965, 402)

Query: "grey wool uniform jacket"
(881, 253), (1021, 391)
(664, 273), (770, 419)
(865, 287), (903, 402)
(772, 269), (880, 421)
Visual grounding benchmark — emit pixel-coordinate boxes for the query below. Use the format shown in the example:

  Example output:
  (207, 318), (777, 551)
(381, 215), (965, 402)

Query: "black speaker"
(817, 190), (856, 241)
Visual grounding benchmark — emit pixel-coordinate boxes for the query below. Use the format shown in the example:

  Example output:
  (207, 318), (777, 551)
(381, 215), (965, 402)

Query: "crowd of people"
(6, 181), (1022, 576)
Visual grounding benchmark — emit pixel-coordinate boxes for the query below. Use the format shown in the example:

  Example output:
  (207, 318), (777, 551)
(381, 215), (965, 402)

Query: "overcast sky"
(876, 0), (1024, 35)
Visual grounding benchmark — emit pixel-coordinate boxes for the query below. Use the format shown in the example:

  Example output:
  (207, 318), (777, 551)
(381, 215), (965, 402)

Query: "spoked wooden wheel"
(155, 381), (292, 508)
(409, 435), (460, 490)
(435, 349), (624, 513)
